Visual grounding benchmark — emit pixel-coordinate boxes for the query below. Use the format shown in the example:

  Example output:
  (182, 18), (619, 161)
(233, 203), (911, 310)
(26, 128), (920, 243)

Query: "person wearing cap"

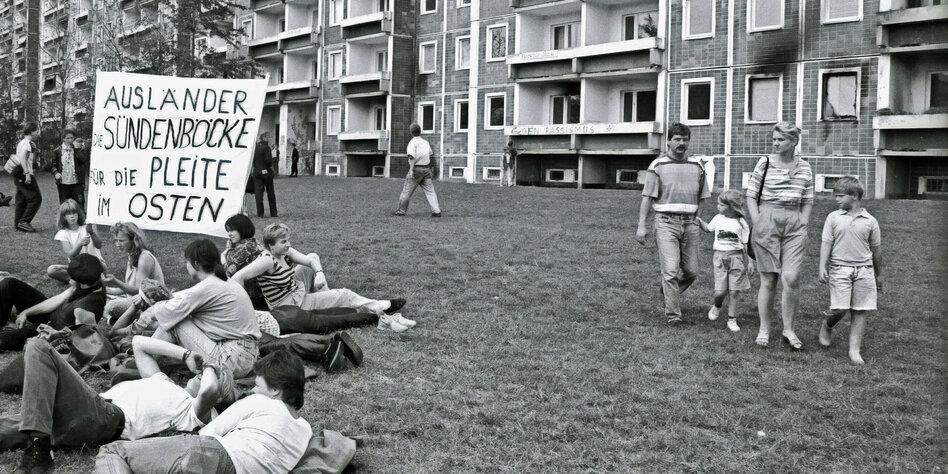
(0, 254), (108, 351)
(12, 122), (42, 232)
(2, 337), (232, 474)
(393, 123), (441, 217)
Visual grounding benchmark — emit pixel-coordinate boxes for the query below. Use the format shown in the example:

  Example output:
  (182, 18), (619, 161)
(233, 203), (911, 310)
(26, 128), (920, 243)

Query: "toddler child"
(817, 176), (881, 365)
(47, 199), (103, 283)
(697, 190), (754, 332)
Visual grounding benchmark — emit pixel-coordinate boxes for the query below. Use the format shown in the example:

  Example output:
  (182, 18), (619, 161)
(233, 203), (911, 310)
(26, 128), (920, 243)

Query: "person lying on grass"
(46, 199), (104, 284)
(817, 176), (882, 365)
(95, 350), (314, 474)
(231, 222), (414, 332)
(0, 254), (106, 352)
(3, 336), (233, 474)
(135, 239), (260, 387)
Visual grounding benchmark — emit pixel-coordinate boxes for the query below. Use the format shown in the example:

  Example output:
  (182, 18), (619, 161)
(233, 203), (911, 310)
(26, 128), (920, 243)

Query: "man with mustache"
(635, 123), (711, 324)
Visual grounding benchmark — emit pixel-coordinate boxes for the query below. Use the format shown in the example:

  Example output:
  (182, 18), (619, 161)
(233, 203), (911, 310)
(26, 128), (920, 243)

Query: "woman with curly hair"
(102, 222), (165, 322)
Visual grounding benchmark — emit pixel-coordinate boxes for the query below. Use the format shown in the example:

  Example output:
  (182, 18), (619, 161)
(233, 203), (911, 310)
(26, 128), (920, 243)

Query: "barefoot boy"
(817, 176), (882, 365)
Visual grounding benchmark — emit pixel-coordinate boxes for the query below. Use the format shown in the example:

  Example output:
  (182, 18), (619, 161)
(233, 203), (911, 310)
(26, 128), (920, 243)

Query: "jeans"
(17, 338), (124, 447)
(56, 182), (84, 208)
(13, 174), (42, 226)
(253, 174), (278, 217)
(96, 435), (236, 474)
(270, 305), (378, 334)
(155, 320), (258, 379)
(654, 212), (700, 319)
(397, 167), (440, 214)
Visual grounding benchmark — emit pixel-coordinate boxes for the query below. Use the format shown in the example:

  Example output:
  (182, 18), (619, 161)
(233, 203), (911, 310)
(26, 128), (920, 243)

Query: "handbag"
(746, 158), (770, 261)
(66, 324), (117, 373)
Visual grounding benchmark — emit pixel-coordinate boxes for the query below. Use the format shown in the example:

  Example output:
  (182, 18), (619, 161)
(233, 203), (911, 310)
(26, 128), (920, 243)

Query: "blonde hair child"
(696, 190), (755, 332)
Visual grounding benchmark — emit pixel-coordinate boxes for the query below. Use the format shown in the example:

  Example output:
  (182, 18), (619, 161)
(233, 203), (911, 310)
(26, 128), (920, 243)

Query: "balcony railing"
(508, 37), (663, 65)
(341, 10), (391, 28)
(506, 121), (662, 136)
(338, 129), (389, 141)
(873, 113), (948, 129)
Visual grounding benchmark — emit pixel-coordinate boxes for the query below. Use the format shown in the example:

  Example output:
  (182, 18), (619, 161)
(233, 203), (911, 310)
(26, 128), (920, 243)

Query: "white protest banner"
(86, 71), (267, 237)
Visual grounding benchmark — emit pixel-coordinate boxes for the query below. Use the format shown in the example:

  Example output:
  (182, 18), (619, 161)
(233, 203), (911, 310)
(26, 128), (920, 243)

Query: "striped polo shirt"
(745, 156), (815, 205)
(256, 253), (300, 306)
(642, 154), (710, 214)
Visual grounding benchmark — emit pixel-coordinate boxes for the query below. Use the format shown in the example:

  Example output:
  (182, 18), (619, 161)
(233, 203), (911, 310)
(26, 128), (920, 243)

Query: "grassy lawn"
(0, 174), (944, 472)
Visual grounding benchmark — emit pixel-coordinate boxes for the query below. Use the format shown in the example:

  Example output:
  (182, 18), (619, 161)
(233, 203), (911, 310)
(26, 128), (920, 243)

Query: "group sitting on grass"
(637, 122), (882, 365)
(0, 212), (418, 473)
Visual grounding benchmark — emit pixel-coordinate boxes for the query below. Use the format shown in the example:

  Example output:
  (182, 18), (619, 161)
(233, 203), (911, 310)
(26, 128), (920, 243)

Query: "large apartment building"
(0, 0), (42, 123)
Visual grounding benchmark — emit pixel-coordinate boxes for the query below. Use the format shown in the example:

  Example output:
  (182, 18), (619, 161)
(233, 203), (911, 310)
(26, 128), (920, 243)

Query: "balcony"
(338, 130), (388, 141)
(877, 2), (948, 54)
(253, 0), (283, 13)
(507, 121), (661, 136)
(873, 113), (948, 130)
(341, 10), (393, 39)
(509, 37), (663, 66)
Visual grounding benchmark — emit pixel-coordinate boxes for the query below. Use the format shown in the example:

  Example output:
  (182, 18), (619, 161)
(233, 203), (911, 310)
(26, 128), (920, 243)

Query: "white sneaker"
(392, 313), (416, 328)
(708, 305), (720, 321)
(377, 314), (410, 333)
(727, 318), (740, 332)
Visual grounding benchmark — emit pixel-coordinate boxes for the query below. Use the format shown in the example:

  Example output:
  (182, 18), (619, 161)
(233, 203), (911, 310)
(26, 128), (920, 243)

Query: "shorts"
(828, 265), (877, 311)
(712, 250), (751, 292)
(752, 203), (808, 274)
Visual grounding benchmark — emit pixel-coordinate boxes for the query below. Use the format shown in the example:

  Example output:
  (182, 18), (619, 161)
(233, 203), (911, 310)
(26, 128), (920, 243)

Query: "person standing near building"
(13, 122), (42, 233)
(290, 142), (300, 177)
(635, 123), (710, 324)
(394, 123), (441, 217)
(51, 129), (86, 207)
(253, 134), (278, 218)
(503, 140), (517, 186)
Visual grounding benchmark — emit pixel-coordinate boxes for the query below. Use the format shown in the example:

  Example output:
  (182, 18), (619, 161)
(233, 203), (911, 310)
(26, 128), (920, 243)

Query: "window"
(458, 0), (471, 7)
(681, 78), (713, 125)
(819, 70), (859, 121)
(372, 165), (385, 177)
(450, 167), (466, 178)
(928, 72), (948, 109)
(455, 36), (470, 70)
(485, 93), (505, 129)
(242, 19), (251, 39)
(483, 167), (501, 181)
(419, 41), (436, 74)
(486, 24), (507, 61)
(279, 19), (285, 32)
(373, 106), (386, 130)
(421, 0), (436, 14)
(325, 164), (340, 176)
(821, 0), (861, 24)
(616, 170), (640, 184)
(746, 75), (781, 123)
(327, 106), (341, 135)
(329, 0), (344, 25)
(622, 90), (657, 122)
(683, 0), (714, 39)
(418, 102), (435, 132)
(552, 22), (579, 50)
(375, 50), (388, 72)
(328, 51), (342, 79)
(312, 61), (319, 80)
(378, 0), (389, 12)
(749, 0), (784, 31)
(546, 169), (577, 183)
(551, 95), (580, 125)
(623, 12), (658, 40)
(194, 37), (208, 53)
(454, 99), (469, 132)
(919, 176), (948, 195)
(816, 174), (859, 193)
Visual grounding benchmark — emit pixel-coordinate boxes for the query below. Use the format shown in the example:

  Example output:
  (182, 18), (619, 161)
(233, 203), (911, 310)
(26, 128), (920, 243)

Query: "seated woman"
(0, 254), (107, 351)
(46, 199), (104, 283)
(220, 214), (268, 310)
(232, 223), (413, 331)
(102, 222), (165, 323)
(137, 239), (260, 381)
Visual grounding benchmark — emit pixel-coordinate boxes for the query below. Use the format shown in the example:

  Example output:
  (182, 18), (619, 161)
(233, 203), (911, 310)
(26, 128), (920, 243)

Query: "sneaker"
(392, 313), (416, 328)
(377, 314), (410, 333)
(431, 212), (442, 218)
(666, 316), (682, 325)
(14, 436), (53, 474)
(334, 332), (363, 367)
(322, 340), (348, 373)
(392, 211), (406, 216)
(707, 305), (720, 321)
(727, 318), (740, 332)
(18, 223), (36, 233)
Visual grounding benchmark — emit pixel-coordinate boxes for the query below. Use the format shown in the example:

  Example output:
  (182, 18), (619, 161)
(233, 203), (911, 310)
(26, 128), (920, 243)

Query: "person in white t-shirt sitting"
(96, 350), (314, 474)
(46, 199), (104, 283)
(696, 190), (756, 333)
(4, 335), (232, 474)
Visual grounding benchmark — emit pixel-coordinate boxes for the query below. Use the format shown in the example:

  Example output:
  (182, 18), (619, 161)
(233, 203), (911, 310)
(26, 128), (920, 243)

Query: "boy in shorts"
(817, 176), (882, 365)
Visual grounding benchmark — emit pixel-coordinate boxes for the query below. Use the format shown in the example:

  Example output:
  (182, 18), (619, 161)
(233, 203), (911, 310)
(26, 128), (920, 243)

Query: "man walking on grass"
(635, 122), (710, 325)
(394, 123), (441, 217)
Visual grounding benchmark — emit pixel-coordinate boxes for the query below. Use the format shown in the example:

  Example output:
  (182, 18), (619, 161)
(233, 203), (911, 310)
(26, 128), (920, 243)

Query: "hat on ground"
(67, 254), (104, 286)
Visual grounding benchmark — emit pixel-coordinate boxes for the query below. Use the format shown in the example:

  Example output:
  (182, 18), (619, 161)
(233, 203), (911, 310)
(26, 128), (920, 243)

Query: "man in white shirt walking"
(95, 350), (314, 474)
(394, 123), (441, 217)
